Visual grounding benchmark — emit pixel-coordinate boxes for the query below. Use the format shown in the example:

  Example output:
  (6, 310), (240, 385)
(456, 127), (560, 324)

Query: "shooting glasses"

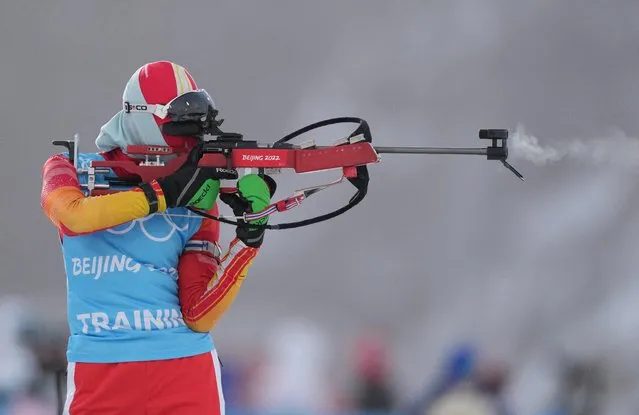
(123, 89), (224, 136)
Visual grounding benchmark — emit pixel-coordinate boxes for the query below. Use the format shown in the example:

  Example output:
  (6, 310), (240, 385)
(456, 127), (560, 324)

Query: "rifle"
(53, 117), (523, 230)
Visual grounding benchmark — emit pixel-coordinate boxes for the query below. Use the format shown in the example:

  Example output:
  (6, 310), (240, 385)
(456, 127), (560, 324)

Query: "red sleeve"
(177, 203), (260, 332)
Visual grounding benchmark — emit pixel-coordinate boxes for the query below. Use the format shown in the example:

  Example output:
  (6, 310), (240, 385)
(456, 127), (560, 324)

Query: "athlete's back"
(57, 150), (213, 363)
(39, 60), (273, 414)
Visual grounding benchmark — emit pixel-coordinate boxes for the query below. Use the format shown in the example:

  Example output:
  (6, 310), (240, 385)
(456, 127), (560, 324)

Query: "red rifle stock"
(89, 142), (380, 195)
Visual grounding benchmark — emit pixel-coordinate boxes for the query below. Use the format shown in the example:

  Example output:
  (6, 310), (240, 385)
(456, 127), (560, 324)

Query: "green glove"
(188, 178), (221, 210)
(236, 174), (272, 224)
(219, 174), (275, 247)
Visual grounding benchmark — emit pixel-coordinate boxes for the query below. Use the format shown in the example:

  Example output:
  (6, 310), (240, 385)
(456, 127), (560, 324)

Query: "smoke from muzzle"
(510, 124), (639, 169)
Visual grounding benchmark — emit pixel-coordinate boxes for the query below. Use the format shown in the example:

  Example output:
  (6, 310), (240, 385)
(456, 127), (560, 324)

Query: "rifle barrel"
(373, 146), (488, 156)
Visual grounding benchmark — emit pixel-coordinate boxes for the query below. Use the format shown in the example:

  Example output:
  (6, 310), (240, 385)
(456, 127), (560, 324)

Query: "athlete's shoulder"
(43, 151), (105, 168)
(76, 152), (107, 169)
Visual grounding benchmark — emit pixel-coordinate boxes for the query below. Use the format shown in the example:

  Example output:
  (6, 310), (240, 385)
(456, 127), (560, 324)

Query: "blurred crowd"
(0, 296), (611, 415)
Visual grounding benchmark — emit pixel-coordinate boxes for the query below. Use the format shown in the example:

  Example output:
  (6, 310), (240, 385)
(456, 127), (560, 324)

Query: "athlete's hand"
(146, 142), (238, 210)
(219, 174), (275, 248)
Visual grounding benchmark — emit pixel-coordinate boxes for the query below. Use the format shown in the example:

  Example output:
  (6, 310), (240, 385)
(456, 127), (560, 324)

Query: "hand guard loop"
(187, 117), (372, 230)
